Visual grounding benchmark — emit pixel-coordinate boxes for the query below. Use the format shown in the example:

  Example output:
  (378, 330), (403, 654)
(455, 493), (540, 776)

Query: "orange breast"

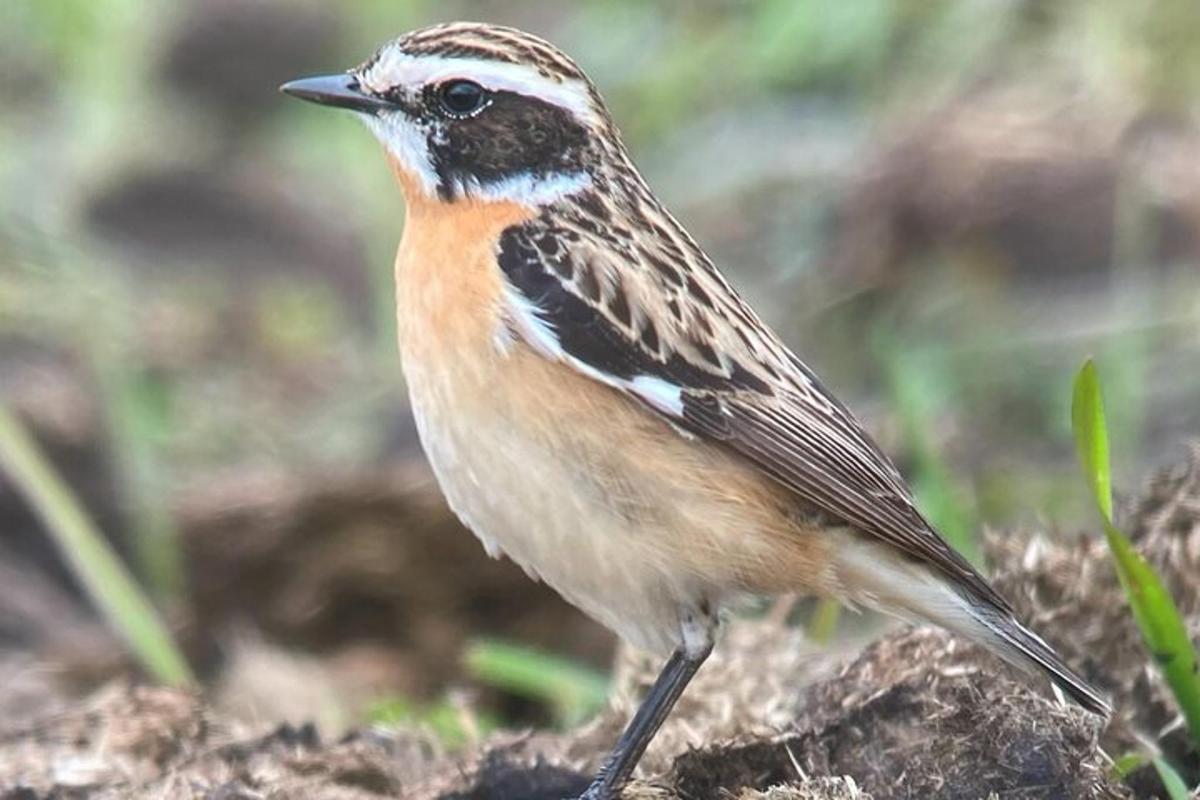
(392, 167), (532, 363)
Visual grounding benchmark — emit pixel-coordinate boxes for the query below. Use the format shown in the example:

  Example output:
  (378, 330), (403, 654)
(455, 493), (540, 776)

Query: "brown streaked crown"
(375, 21), (590, 83)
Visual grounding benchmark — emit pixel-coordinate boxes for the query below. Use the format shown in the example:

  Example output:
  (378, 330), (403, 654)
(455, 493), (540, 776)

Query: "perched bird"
(282, 22), (1108, 799)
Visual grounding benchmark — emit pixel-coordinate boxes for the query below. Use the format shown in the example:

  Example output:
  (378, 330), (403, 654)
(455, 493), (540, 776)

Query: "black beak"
(279, 74), (392, 114)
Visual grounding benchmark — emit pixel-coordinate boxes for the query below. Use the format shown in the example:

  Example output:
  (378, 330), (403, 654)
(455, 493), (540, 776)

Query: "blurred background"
(1, 0), (1198, 739)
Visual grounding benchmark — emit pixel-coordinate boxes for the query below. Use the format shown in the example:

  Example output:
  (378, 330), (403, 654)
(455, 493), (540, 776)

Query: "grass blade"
(1152, 756), (1192, 800)
(1071, 360), (1113, 522)
(1110, 752), (1147, 781)
(367, 695), (498, 748)
(464, 639), (609, 727)
(1071, 360), (1200, 746)
(807, 597), (842, 644)
(0, 404), (194, 686)
(885, 348), (980, 564)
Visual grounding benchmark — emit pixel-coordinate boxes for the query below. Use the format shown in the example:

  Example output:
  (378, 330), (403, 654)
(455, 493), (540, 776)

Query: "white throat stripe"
(358, 112), (440, 197)
(467, 171), (592, 206)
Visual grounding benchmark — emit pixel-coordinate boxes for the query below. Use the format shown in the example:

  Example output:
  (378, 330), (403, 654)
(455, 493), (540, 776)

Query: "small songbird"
(282, 22), (1108, 799)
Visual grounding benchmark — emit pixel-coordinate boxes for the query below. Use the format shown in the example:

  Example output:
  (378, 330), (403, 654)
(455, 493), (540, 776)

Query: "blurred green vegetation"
(0, 404), (192, 685)
(370, 639), (607, 744)
(464, 639), (610, 728)
(2, 0), (1199, 731)
(368, 694), (500, 749)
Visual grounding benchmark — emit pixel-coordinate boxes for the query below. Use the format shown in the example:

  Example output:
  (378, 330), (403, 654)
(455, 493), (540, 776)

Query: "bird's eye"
(437, 80), (489, 118)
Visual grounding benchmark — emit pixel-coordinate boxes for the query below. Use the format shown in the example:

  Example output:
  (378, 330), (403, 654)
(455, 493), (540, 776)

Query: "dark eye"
(437, 80), (488, 118)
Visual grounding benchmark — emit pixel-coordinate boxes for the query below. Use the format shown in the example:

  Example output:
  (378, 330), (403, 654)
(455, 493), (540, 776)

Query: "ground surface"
(3, 449), (1199, 799)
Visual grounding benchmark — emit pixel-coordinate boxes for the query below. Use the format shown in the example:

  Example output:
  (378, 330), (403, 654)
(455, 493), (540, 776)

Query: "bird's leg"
(579, 616), (714, 800)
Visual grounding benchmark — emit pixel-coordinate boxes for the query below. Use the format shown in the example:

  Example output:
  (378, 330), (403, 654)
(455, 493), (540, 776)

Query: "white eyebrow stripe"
(361, 46), (597, 125)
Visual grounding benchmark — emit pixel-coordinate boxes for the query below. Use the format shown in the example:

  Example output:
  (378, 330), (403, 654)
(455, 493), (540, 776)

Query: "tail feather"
(973, 605), (1111, 715)
(830, 533), (1111, 715)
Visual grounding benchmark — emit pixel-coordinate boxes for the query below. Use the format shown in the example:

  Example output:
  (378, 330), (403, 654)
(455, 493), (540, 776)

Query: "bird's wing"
(497, 195), (1008, 611)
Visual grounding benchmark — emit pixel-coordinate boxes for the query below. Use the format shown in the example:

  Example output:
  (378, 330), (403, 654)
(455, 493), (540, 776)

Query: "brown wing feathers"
(497, 190), (1011, 614)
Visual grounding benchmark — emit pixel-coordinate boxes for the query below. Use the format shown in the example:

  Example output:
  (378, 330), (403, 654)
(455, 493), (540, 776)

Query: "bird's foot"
(573, 768), (617, 800)
(574, 784), (609, 800)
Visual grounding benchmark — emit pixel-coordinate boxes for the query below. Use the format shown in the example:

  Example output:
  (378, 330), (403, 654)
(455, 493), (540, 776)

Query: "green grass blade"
(98, 363), (185, 604)
(1071, 360), (1113, 522)
(885, 348), (980, 564)
(1071, 361), (1200, 746)
(807, 597), (842, 644)
(464, 639), (609, 727)
(1101, 514), (1200, 744)
(367, 695), (499, 748)
(1110, 752), (1147, 781)
(0, 404), (194, 686)
(1108, 750), (1193, 797)
(1152, 756), (1191, 800)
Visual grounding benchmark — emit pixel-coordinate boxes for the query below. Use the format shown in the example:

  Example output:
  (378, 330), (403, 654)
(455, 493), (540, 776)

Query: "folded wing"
(496, 197), (1009, 613)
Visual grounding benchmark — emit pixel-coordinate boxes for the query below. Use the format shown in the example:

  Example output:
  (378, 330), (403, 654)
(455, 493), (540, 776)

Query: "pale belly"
(400, 338), (828, 655)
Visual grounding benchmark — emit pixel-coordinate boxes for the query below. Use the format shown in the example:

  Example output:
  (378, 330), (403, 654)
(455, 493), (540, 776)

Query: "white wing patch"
(629, 375), (684, 416)
(503, 285), (562, 360)
(501, 284), (685, 419)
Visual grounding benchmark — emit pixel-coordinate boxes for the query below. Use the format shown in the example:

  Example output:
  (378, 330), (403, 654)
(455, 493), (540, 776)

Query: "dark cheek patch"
(428, 91), (590, 198)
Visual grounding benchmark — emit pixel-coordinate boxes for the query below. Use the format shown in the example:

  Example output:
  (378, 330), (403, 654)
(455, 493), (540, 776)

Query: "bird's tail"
(831, 534), (1111, 715)
(963, 601), (1110, 715)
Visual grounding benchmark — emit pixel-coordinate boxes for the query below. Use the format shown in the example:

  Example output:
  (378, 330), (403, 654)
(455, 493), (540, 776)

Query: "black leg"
(580, 635), (713, 800)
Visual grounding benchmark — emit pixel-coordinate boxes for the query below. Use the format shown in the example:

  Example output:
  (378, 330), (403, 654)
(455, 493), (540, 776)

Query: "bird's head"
(282, 22), (616, 207)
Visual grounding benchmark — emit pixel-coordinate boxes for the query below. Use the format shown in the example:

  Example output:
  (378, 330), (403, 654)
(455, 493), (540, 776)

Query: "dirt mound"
(5, 450), (1200, 799)
(0, 630), (1120, 800)
(409, 624), (1119, 800)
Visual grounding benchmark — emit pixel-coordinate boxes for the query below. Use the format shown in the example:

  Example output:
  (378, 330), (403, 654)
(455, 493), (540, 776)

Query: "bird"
(281, 21), (1109, 799)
